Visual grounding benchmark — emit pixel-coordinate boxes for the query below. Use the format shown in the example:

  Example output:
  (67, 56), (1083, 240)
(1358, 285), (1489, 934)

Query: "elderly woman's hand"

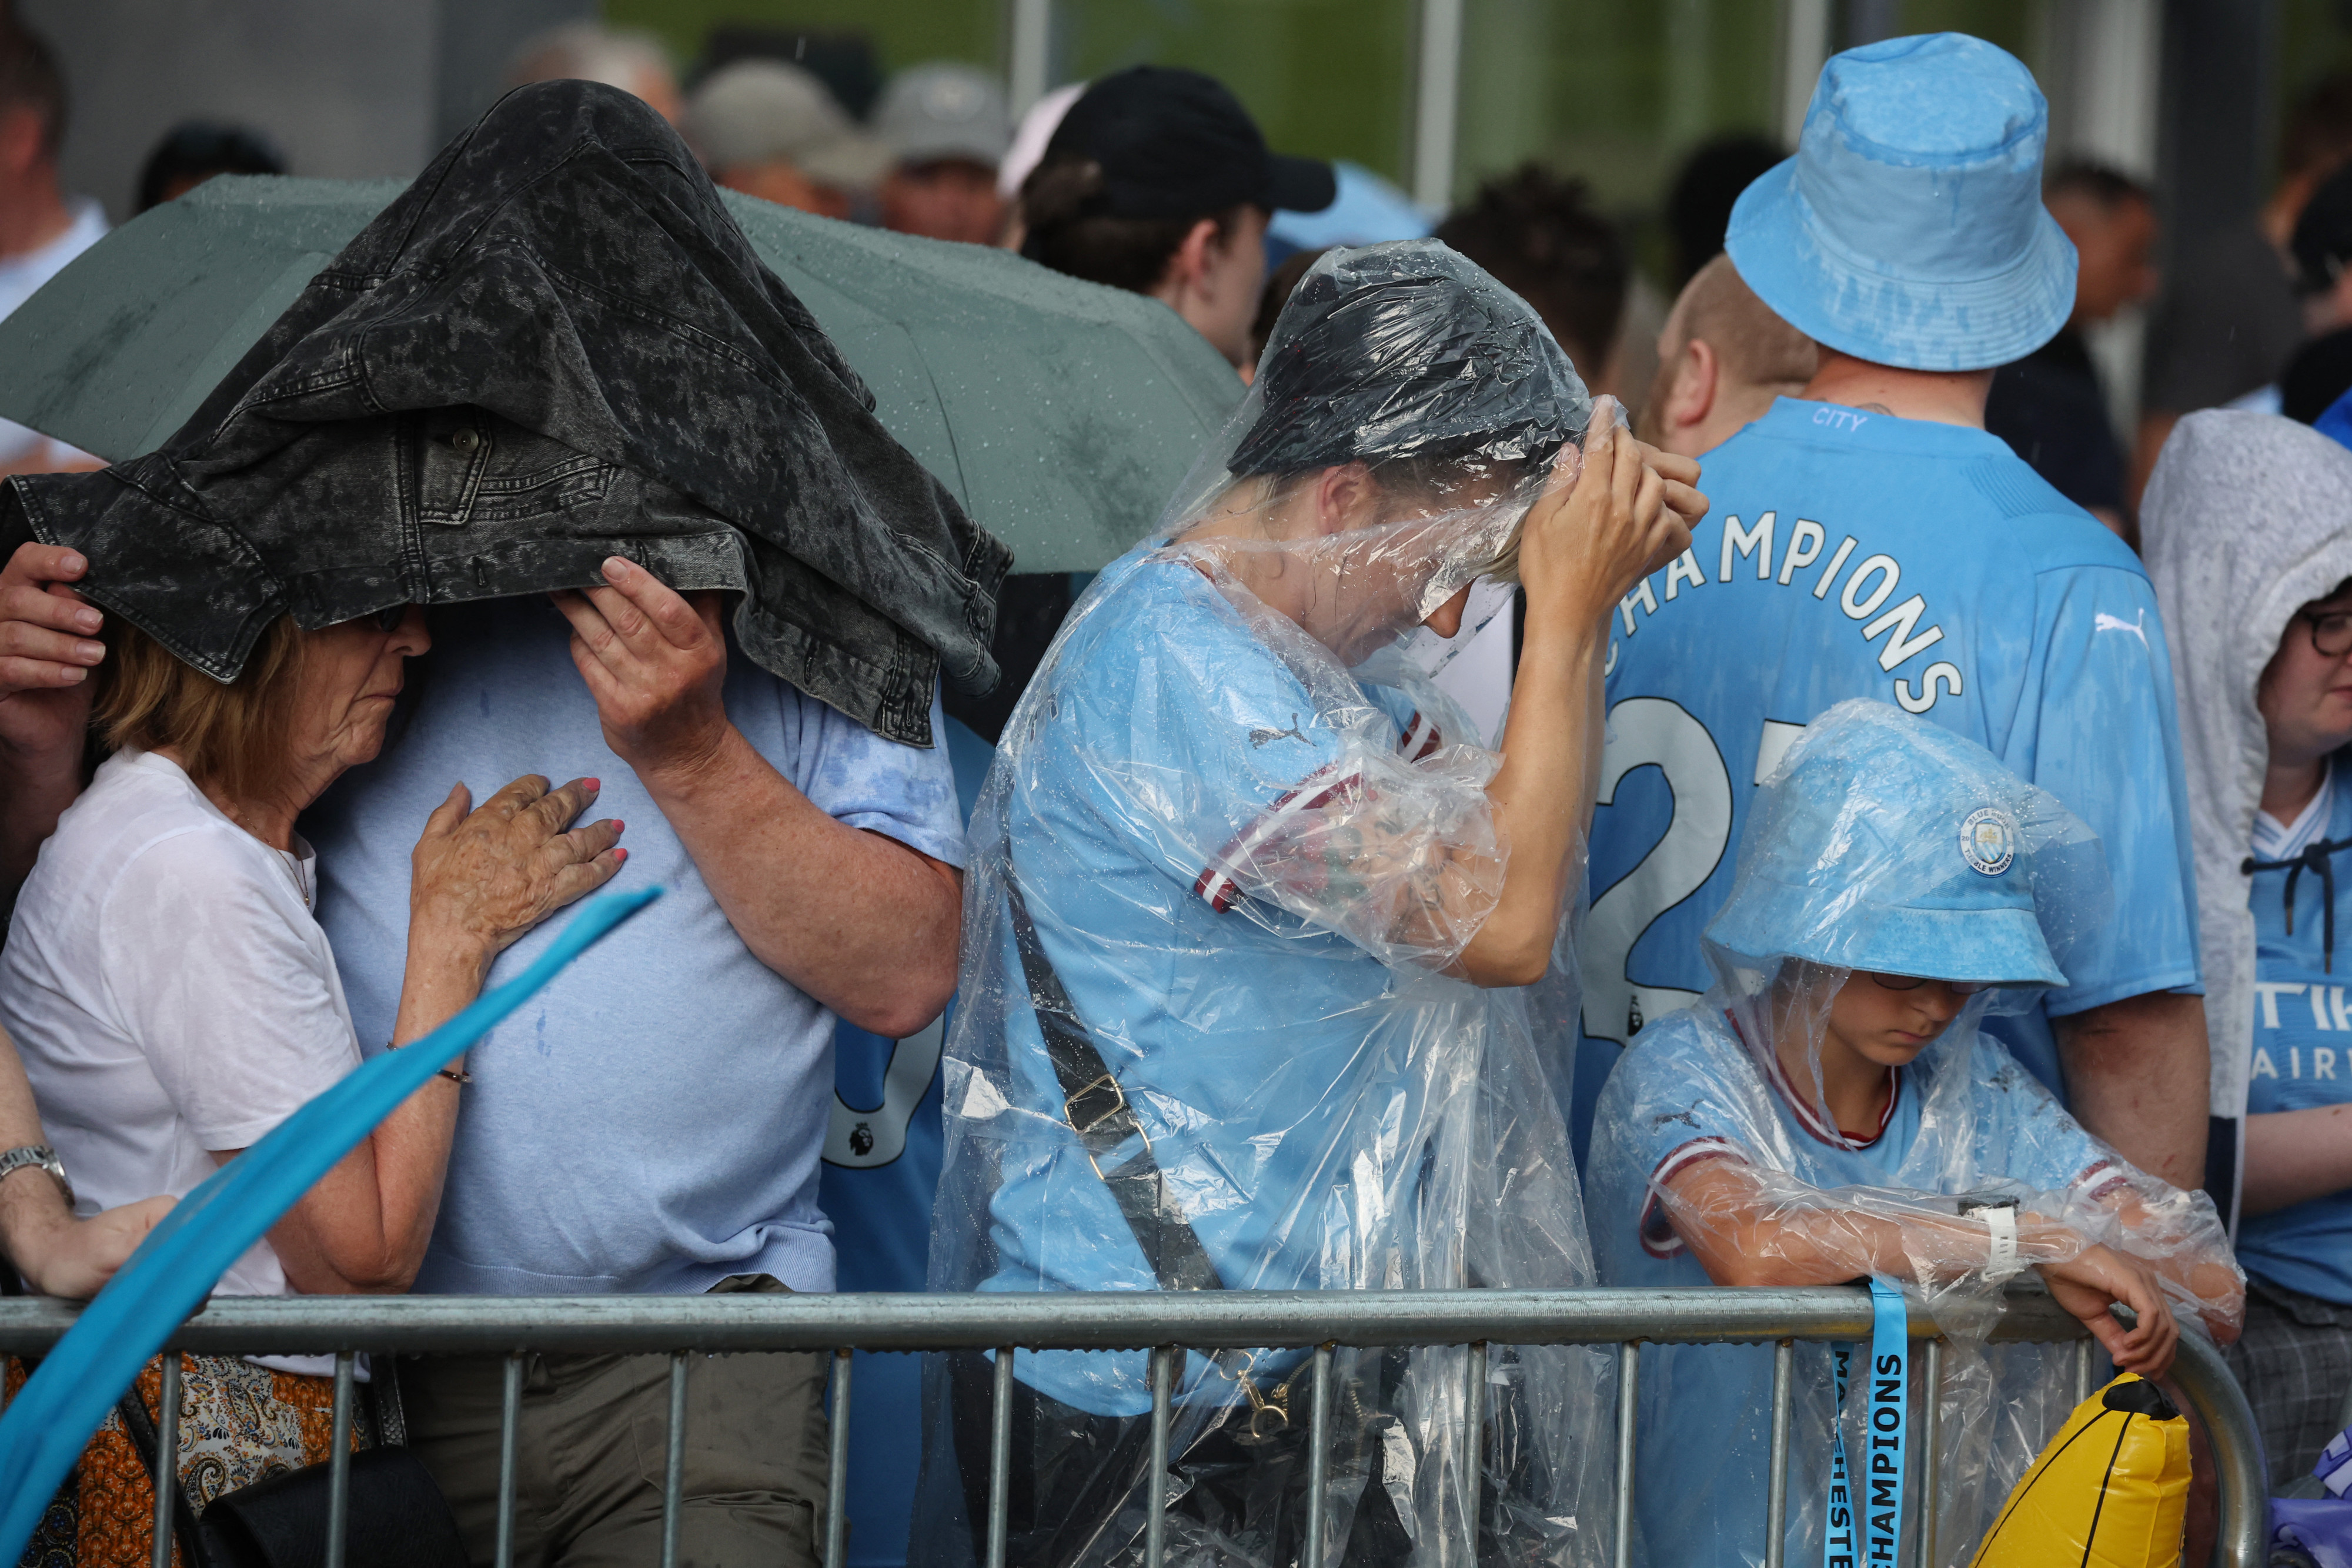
(408, 775), (626, 975)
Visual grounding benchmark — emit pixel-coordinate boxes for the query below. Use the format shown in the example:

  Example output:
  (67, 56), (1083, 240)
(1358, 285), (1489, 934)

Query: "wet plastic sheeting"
(0, 176), (1241, 573)
(918, 243), (1613, 1568)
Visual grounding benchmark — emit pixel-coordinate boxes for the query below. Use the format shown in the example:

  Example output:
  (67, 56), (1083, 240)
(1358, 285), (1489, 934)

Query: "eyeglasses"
(1863, 972), (1991, 995)
(2302, 609), (2352, 658)
(375, 605), (409, 632)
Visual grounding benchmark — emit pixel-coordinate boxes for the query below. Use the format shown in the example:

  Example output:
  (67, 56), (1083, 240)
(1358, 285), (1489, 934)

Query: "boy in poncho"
(1588, 700), (2241, 1568)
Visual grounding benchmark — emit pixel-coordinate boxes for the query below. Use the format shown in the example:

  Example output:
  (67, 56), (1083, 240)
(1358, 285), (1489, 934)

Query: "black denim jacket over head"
(0, 81), (1010, 745)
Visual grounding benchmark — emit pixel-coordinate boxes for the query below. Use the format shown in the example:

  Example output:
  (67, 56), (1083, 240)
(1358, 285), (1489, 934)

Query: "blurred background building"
(17, 0), (2328, 447)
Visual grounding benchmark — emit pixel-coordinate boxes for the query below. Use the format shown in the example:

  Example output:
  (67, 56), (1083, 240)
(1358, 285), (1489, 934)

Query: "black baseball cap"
(1044, 65), (1335, 220)
(1231, 241), (1590, 476)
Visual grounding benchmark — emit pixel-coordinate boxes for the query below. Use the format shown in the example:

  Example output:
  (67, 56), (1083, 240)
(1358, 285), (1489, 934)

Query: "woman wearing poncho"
(913, 242), (1704, 1568)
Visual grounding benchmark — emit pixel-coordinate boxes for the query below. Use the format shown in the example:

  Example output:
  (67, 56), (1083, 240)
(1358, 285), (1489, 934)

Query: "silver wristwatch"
(0, 1145), (72, 1207)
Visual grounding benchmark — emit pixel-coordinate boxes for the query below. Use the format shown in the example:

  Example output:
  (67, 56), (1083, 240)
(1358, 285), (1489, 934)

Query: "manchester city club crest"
(1959, 807), (2016, 875)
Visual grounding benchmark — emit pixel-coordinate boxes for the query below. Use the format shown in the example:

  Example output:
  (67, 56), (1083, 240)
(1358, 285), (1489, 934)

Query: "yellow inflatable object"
(1969, 1374), (2191, 1568)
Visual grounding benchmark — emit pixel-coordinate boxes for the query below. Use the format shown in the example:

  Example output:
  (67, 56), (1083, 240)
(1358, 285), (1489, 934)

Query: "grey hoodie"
(2143, 409), (2352, 1128)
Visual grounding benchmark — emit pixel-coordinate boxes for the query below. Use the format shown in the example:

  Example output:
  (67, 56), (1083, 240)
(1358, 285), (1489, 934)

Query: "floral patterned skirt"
(8, 1353), (366, 1567)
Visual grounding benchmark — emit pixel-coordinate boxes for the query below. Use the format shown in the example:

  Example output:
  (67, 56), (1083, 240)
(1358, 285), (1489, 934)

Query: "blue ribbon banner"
(1823, 1277), (1909, 1568)
(0, 887), (661, 1562)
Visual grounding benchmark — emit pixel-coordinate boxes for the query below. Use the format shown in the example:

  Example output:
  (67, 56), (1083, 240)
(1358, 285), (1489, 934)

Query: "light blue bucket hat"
(1706, 701), (2109, 988)
(1725, 32), (2077, 373)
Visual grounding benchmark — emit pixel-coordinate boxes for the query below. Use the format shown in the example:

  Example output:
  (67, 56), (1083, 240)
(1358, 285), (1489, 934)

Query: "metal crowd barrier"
(0, 1285), (2267, 1568)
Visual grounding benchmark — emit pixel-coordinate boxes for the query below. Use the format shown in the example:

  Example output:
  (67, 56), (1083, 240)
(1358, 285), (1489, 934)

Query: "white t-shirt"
(2254, 757), (2337, 862)
(0, 748), (362, 1308)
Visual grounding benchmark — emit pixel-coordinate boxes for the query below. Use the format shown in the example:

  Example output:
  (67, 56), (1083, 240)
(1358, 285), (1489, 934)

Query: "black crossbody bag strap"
(1003, 873), (1226, 1293)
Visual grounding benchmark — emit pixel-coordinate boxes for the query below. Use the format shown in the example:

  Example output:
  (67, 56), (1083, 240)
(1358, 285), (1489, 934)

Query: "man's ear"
(1160, 217), (1224, 299)
(1664, 337), (1720, 432)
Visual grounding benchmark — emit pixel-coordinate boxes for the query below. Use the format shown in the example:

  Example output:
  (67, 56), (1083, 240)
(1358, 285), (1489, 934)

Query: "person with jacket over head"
(0, 80), (1004, 1568)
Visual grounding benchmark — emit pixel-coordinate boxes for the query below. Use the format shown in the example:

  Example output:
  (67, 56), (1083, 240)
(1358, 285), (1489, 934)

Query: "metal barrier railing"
(0, 1285), (2268, 1568)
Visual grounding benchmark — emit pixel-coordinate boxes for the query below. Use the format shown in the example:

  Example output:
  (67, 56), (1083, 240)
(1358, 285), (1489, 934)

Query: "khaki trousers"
(399, 1344), (830, 1568)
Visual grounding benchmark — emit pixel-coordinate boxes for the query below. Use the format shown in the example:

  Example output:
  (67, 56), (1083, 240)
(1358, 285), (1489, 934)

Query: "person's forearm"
(268, 929), (487, 1294)
(2054, 991), (2210, 1189)
(0, 1023), (72, 1262)
(637, 723), (961, 1037)
(1692, 1196), (2057, 1286)
(1454, 600), (1606, 987)
(2241, 1104), (2352, 1216)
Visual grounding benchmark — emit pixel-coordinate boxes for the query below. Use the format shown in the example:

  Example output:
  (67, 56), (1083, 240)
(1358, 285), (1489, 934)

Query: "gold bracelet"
(387, 1042), (472, 1084)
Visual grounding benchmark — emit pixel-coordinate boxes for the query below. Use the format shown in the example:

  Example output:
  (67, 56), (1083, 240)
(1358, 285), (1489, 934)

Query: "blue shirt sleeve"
(2009, 563), (2203, 1014)
(1053, 581), (1349, 909)
(1618, 1019), (1760, 1184)
(791, 678), (968, 870)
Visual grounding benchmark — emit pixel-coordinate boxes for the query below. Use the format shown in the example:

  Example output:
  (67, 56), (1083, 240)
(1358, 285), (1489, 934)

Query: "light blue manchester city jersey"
(2239, 770), (2352, 1302)
(1577, 399), (2201, 1146)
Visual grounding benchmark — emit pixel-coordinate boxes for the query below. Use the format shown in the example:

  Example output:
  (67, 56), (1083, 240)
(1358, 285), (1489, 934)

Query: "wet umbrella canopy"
(0, 87), (1251, 743)
(0, 113), (1238, 571)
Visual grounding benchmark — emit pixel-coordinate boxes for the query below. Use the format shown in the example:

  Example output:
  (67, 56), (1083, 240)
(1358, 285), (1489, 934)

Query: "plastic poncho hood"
(913, 239), (1611, 1568)
(1159, 241), (1593, 668)
(2142, 410), (2352, 1126)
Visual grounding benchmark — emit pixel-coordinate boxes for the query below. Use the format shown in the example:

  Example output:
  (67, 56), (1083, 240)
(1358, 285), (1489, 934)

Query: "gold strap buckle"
(1064, 1073), (1130, 1138)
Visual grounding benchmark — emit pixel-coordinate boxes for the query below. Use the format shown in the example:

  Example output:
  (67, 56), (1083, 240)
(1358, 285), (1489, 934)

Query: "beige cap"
(684, 60), (890, 190)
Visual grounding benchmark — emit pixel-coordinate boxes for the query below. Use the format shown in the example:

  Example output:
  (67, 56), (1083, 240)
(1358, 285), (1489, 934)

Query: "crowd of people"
(4, 10), (2352, 1568)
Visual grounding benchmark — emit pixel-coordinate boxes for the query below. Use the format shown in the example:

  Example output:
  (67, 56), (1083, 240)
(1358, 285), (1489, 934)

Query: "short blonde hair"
(95, 616), (306, 804)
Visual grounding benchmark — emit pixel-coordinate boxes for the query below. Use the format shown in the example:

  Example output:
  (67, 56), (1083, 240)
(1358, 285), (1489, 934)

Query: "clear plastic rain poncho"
(911, 241), (1615, 1568)
(1586, 700), (2243, 1568)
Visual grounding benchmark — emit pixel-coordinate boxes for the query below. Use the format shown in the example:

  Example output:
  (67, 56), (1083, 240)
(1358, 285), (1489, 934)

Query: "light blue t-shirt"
(2240, 764), (2352, 1302)
(1579, 399), (2201, 1150)
(981, 553), (1469, 1413)
(1588, 1006), (2118, 1568)
(305, 597), (965, 1296)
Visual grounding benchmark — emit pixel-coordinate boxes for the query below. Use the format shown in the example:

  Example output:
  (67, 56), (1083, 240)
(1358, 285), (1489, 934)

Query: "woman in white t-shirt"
(0, 603), (625, 1526)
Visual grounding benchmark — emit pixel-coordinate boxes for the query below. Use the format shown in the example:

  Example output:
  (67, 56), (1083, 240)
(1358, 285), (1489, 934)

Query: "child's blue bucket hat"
(1725, 32), (2077, 373)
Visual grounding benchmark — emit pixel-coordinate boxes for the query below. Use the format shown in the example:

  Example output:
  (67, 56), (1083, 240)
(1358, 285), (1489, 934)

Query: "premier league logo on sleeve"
(1960, 807), (2017, 876)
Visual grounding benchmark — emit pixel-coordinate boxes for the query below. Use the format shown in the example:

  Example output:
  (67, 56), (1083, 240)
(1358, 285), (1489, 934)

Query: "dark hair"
(1435, 165), (1627, 374)
(136, 122), (287, 212)
(2043, 160), (2153, 211)
(1020, 151), (1245, 295)
(1663, 133), (1785, 289)
(2286, 71), (2352, 181)
(0, 19), (65, 162)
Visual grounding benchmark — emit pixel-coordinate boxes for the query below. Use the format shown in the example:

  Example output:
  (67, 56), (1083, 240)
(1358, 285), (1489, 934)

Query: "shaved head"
(1640, 256), (1818, 457)
(1665, 255), (1816, 389)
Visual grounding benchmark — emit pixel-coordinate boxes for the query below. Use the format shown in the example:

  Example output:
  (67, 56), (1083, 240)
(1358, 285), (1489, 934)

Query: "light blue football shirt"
(2239, 768), (2352, 1302)
(1577, 399), (2201, 1152)
(304, 597), (965, 1296)
(980, 547), (1465, 1415)
(1588, 1006), (2119, 1568)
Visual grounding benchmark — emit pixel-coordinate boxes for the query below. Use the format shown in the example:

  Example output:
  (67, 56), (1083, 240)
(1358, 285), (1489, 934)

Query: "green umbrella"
(0, 176), (1243, 573)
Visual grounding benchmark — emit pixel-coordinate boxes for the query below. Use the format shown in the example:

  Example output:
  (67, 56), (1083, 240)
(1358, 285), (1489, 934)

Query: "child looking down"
(1588, 698), (2241, 1568)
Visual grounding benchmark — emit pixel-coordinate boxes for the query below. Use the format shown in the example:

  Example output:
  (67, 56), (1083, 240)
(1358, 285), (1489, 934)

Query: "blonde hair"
(95, 616), (306, 804)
